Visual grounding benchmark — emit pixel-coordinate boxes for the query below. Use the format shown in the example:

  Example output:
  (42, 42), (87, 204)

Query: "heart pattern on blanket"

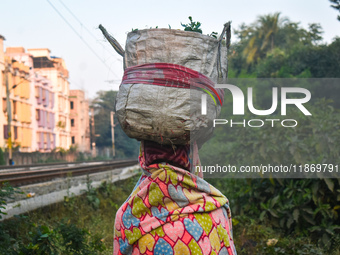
(174, 239), (190, 255)
(211, 208), (225, 227)
(114, 147), (236, 255)
(122, 205), (140, 229)
(132, 195), (150, 218)
(151, 206), (169, 222)
(124, 227), (142, 244)
(196, 177), (211, 194)
(195, 213), (213, 234)
(138, 234), (155, 253)
(140, 213), (160, 233)
(198, 236), (212, 255)
(217, 224), (230, 247)
(168, 184), (189, 207)
(118, 238), (131, 255)
(163, 221), (185, 242)
(209, 228), (221, 253)
(154, 238), (173, 255)
(149, 182), (165, 207)
(219, 247), (230, 255)
(184, 218), (203, 242)
(188, 238), (202, 255)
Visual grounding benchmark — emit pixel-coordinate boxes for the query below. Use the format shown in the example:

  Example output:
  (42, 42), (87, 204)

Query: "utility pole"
(5, 63), (13, 165)
(90, 107), (96, 157)
(110, 111), (115, 157)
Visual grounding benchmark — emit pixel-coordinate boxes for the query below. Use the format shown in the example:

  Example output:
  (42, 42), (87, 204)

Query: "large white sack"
(114, 27), (229, 145)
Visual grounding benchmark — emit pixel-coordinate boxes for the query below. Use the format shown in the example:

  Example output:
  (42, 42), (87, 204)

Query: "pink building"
(5, 47), (56, 152)
(69, 90), (90, 152)
(34, 73), (55, 151)
(1, 45), (88, 153)
(27, 48), (71, 150)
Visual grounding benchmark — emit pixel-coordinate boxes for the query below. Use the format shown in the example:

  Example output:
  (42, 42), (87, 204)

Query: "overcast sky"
(1, 0), (339, 99)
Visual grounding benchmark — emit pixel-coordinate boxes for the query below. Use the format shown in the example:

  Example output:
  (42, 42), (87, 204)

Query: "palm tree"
(242, 12), (288, 64)
(258, 13), (283, 51)
(330, 0), (340, 21)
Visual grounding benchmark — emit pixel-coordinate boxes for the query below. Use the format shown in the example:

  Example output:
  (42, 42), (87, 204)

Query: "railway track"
(0, 159), (138, 187)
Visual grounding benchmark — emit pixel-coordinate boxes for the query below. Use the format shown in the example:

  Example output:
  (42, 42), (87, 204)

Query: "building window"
(70, 101), (74, 109)
(35, 87), (39, 98)
(42, 89), (46, 101)
(50, 93), (53, 107)
(71, 136), (75, 144)
(2, 99), (7, 112)
(13, 101), (17, 115)
(3, 125), (8, 139)
(36, 109), (40, 120)
(71, 119), (75, 127)
(14, 126), (18, 140)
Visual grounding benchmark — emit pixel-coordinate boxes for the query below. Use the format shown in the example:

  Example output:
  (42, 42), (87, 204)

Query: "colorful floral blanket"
(114, 141), (237, 255)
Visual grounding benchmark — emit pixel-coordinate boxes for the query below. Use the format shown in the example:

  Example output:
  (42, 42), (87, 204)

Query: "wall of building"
(69, 90), (91, 152)
(27, 48), (71, 150)
(5, 47), (59, 153)
(5, 47), (35, 151)
(0, 36), (5, 149)
(34, 73), (55, 152)
(11, 60), (32, 151)
(0, 44), (88, 157)
(1, 53), (32, 152)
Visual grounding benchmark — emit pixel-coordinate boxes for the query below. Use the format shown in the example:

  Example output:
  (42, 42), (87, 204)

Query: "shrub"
(0, 148), (5, 165)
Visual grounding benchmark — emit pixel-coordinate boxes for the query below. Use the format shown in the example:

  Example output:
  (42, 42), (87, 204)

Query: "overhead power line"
(45, 0), (119, 78)
(57, 0), (121, 61)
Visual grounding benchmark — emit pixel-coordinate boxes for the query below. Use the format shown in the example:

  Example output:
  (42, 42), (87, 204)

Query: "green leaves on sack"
(181, 16), (202, 33)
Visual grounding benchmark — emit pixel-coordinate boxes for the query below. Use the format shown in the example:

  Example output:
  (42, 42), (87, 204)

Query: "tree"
(230, 13), (324, 76)
(330, 0), (340, 21)
(0, 148), (5, 165)
(91, 90), (139, 159)
(257, 13), (284, 51)
(240, 12), (287, 64)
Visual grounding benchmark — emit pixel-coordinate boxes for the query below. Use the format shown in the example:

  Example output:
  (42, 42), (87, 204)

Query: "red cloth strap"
(121, 63), (224, 105)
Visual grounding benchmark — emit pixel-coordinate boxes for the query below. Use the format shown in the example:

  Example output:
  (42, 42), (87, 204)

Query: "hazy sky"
(1, 0), (339, 99)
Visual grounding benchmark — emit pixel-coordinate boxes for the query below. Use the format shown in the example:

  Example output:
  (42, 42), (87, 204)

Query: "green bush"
(203, 97), (340, 251)
(0, 148), (5, 165)
(0, 176), (140, 255)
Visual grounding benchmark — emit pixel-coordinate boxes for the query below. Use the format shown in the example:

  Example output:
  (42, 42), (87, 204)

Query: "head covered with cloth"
(113, 139), (236, 255)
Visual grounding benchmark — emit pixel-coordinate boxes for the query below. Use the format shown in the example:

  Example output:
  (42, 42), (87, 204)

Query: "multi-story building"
(4, 47), (35, 151)
(34, 73), (55, 151)
(0, 35), (5, 148)
(27, 48), (71, 150)
(1, 43), (88, 154)
(5, 47), (57, 152)
(69, 90), (90, 152)
(1, 49), (32, 152)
